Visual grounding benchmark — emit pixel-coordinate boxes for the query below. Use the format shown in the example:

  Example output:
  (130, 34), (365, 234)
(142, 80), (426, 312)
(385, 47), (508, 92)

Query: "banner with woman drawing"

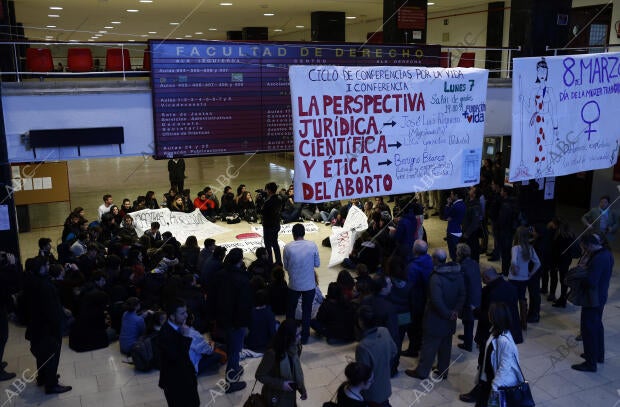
(509, 53), (620, 182)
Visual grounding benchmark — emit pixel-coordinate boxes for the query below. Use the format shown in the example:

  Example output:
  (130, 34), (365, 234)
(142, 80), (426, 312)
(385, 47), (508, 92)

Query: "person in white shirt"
(98, 194), (113, 220)
(283, 223), (320, 344)
(185, 315), (223, 375)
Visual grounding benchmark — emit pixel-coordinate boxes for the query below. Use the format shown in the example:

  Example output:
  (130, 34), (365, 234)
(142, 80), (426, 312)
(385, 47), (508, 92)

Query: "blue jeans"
(286, 288), (314, 342)
(263, 225), (281, 265)
(225, 327), (245, 382)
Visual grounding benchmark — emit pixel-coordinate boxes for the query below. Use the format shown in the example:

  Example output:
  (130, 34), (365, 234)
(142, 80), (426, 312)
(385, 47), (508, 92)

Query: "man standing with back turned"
(283, 223), (320, 344)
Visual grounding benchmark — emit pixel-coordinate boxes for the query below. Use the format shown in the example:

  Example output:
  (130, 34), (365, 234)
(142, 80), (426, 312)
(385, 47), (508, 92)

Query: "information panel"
(150, 40), (440, 158)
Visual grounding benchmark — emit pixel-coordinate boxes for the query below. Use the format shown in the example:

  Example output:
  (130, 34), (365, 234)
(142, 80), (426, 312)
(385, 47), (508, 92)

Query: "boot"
(519, 300), (528, 331)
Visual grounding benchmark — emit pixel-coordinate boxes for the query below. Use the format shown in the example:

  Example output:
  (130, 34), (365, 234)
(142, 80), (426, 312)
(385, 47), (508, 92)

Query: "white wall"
(3, 91), (154, 162)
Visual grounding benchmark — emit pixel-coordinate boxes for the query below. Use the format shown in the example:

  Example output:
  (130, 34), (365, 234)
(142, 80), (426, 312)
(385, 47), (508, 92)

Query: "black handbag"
(497, 337), (535, 407)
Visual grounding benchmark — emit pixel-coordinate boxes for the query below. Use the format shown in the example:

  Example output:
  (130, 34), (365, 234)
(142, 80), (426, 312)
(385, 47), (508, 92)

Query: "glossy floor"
(4, 153), (620, 407)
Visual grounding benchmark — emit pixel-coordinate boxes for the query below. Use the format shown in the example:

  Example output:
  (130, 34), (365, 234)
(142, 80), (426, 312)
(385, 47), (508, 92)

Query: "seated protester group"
(312, 282), (356, 344)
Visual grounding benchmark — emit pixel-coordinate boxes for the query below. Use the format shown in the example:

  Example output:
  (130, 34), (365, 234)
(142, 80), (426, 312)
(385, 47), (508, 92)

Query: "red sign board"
(397, 6), (426, 30)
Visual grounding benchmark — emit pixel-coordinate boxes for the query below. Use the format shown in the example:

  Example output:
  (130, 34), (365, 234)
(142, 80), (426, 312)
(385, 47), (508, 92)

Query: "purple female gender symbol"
(581, 100), (600, 141)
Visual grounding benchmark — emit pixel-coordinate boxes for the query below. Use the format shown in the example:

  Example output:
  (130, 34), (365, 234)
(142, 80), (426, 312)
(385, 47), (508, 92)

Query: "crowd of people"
(0, 160), (616, 407)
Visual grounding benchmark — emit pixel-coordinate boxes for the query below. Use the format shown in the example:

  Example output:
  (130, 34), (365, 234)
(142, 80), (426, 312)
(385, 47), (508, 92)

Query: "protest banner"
(218, 238), (286, 255)
(131, 208), (229, 245)
(509, 53), (620, 181)
(250, 222), (319, 236)
(289, 65), (488, 202)
(327, 205), (368, 267)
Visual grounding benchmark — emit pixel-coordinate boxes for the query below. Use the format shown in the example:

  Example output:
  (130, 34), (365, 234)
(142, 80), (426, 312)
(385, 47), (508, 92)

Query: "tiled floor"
(4, 153), (620, 406)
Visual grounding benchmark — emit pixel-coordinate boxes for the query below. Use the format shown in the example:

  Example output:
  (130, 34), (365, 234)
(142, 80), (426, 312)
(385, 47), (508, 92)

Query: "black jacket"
(260, 194), (282, 228)
(475, 277), (523, 345)
(24, 272), (64, 342)
(157, 322), (198, 405)
(214, 265), (253, 329)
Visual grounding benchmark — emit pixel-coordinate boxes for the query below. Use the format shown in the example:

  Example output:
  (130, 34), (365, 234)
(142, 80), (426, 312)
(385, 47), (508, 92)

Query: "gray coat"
(423, 262), (466, 337)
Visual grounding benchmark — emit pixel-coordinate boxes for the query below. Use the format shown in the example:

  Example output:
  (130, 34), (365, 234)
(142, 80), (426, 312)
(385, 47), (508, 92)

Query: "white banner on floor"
(328, 205), (368, 267)
(131, 208), (229, 244)
(509, 53), (620, 181)
(250, 222), (319, 236)
(218, 238), (286, 255)
(289, 65), (489, 202)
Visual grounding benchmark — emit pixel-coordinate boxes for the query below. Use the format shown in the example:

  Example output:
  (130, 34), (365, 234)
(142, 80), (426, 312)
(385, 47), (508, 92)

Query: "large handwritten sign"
(131, 208), (229, 245)
(289, 65), (488, 202)
(509, 53), (620, 181)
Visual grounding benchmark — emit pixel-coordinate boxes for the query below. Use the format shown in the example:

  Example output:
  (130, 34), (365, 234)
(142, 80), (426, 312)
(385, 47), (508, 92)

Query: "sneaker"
(225, 381), (247, 393)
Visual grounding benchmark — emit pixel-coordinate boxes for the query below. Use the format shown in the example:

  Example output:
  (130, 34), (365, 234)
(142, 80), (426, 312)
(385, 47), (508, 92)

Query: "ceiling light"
(274, 29), (282, 32)
(126, 9), (139, 13)
(208, 28), (217, 31)
(48, 14), (60, 18)
(69, 39), (78, 42)
(129, 39), (136, 42)
(98, 30), (107, 33)
(219, 2), (233, 5)
(175, 37), (181, 39)
(346, 16), (357, 19)
(46, 25), (56, 28)
(49, 6), (63, 10)
(427, 2), (435, 4)
(141, 34), (149, 37)
(139, 0), (153, 2)
(88, 39), (95, 42)
(264, 13), (274, 16)
(149, 31), (157, 34)
(111, 21), (121, 24)
(170, 22), (179, 25)
(45, 36), (54, 39)
(184, 35), (192, 38)
(104, 26), (113, 29)
(195, 31), (203, 35)
(295, 25), (304, 28)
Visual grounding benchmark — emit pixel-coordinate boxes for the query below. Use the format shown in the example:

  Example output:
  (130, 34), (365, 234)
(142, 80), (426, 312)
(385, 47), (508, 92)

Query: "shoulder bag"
(494, 335), (535, 407)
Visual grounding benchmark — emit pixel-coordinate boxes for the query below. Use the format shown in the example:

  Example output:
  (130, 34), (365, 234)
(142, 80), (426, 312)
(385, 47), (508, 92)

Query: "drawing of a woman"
(528, 58), (558, 175)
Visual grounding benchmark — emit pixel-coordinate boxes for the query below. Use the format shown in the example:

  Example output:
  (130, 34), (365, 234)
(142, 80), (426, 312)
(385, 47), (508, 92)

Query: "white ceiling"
(13, 0), (491, 43)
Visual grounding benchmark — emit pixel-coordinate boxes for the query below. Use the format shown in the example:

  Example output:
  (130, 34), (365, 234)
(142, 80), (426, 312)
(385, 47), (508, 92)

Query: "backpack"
(130, 335), (154, 372)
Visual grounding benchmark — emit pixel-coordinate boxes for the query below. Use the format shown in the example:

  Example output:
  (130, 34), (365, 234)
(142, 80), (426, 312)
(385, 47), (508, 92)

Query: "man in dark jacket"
(406, 248), (465, 380)
(259, 182), (282, 265)
(497, 186), (518, 275)
(462, 186), (483, 262)
(459, 266), (522, 403)
(24, 256), (72, 394)
(213, 248), (252, 392)
(402, 240), (434, 357)
(456, 243), (481, 352)
(572, 233), (614, 372)
(393, 203), (418, 261)
(158, 298), (199, 407)
(167, 158), (185, 193)
(445, 189), (466, 261)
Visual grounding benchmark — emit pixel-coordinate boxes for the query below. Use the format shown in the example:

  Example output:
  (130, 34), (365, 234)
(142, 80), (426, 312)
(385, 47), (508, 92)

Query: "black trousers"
(263, 225), (281, 265)
(581, 306), (605, 367)
(30, 336), (61, 389)
(163, 386), (200, 407)
(0, 309), (8, 362)
(527, 271), (541, 317)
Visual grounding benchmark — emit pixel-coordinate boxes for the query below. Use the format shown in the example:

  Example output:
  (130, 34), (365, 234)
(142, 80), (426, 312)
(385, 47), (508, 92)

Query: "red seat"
(457, 52), (475, 68)
(142, 49), (151, 71)
(26, 48), (54, 72)
(106, 48), (131, 71)
(67, 48), (93, 72)
(440, 51), (451, 68)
